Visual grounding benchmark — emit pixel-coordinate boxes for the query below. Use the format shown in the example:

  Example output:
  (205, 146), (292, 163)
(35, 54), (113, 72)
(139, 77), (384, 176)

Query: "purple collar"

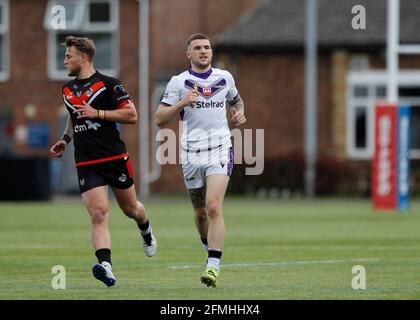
(188, 67), (213, 79)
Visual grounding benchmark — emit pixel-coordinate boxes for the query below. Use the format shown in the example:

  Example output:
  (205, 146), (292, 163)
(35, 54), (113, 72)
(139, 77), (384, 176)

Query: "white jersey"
(161, 67), (238, 150)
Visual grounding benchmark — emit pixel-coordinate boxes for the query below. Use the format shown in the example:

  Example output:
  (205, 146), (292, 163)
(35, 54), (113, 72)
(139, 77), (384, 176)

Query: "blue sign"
(28, 123), (50, 148)
(396, 106), (411, 212)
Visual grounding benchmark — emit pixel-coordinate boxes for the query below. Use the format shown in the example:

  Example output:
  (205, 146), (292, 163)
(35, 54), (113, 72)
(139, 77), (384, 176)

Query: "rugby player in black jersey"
(50, 36), (157, 287)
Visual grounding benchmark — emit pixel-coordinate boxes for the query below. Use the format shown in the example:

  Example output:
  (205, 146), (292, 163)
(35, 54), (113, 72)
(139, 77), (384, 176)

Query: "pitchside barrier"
(0, 157), (51, 201)
(372, 104), (411, 211)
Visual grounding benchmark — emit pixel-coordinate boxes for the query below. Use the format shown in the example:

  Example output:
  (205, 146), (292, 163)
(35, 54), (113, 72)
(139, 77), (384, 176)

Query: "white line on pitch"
(169, 258), (380, 269)
(0, 244), (66, 249)
(274, 245), (420, 251)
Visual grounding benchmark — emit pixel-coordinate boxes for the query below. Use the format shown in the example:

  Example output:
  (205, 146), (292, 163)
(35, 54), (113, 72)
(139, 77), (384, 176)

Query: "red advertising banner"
(372, 105), (397, 210)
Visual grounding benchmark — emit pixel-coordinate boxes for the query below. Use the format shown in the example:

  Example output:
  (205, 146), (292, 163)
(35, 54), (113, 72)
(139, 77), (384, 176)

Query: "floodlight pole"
(139, 0), (150, 199)
(387, 0), (399, 104)
(304, 0), (318, 197)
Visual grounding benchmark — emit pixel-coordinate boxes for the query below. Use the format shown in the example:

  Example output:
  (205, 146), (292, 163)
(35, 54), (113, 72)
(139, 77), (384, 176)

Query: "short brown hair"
(63, 36), (96, 61)
(186, 33), (210, 48)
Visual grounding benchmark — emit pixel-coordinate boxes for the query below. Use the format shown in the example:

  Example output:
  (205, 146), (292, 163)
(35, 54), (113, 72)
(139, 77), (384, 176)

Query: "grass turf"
(1, 197), (420, 300)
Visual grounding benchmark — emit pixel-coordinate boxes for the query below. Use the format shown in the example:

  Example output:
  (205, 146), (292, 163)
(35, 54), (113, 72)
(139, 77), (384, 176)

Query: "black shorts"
(76, 156), (134, 194)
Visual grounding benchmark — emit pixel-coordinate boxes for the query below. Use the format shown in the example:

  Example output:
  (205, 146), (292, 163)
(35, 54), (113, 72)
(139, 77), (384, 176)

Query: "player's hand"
(73, 101), (98, 119)
(181, 89), (199, 108)
(230, 109), (246, 127)
(50, 140), (67, 158)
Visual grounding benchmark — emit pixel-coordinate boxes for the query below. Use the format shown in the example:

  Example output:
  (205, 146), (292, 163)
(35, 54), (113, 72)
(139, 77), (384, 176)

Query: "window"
(411, 107), (420, 151)
(349, 54), (369, 71)
(354, 106), (367, 149)
(44, 0), (118, 80)
(0, 0), (9, 81)
(347, 70), (420, 159)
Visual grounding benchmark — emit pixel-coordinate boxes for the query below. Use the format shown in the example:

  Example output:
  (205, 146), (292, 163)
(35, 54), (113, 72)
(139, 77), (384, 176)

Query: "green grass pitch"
(1, 197), (420, 300)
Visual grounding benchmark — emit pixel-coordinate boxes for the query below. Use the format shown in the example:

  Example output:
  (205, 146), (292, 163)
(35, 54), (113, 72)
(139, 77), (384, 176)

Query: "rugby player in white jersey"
(155, 33), (246, 287)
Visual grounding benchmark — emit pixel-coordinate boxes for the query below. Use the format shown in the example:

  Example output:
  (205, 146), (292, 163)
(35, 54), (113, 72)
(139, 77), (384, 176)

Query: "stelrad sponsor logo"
(378, 115), (392, 196)
(191, 100), (224, 109)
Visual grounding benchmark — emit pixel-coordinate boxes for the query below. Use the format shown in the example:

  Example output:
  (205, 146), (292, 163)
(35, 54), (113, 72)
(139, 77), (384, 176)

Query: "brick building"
(1, 0), (420, 197)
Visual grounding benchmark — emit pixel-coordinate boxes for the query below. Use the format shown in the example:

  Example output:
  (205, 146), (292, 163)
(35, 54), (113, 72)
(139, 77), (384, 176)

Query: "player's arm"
(227, 94), (246, 127)
(96, 101), (137, 124)
(73, 100), (138, 124)
(50, 115), (73, 158)
(155, 90), (198, 127)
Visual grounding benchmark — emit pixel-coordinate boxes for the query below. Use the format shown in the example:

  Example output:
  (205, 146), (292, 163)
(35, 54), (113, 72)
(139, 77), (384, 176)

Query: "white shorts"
(181, 144), (234, 189)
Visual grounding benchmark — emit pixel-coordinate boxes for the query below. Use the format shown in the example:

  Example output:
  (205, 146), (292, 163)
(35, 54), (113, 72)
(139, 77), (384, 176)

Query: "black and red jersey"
(62, 71), (132, 167)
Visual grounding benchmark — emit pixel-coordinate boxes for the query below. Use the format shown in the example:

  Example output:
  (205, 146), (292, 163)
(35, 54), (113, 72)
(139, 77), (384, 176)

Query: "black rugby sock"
(137, 220), (150, 233)
(95, 248), (112, 265)
(137, 220), (152, 246)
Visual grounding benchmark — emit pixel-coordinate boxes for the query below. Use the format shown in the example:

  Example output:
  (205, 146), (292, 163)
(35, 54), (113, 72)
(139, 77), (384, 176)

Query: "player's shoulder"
(211, 67), (234, 78)
(95, 71), (121, 86)
(173, 70), (190, 80)
(211, 68), (236, 87)
(167, 70), (189, 86)
(62, 71), (121, 89)
(62, 78), (76, 90)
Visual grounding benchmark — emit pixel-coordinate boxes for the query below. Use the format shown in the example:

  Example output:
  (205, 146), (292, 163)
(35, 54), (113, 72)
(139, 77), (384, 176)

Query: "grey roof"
(214, 0), (420, 51)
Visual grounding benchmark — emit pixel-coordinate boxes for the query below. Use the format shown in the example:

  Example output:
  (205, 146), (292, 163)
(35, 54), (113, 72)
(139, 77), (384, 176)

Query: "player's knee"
(89, 206), (109, 224)
(195, 207), (207, 222)
(121, 202), (141, 219)
(206, 201), (221, 219)
(137, 201), (145, 214)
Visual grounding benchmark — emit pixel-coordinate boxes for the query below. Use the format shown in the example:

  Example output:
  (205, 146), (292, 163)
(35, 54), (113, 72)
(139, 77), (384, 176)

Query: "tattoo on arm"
(188, 187), (206, 208)
(228, 94), (244, 113)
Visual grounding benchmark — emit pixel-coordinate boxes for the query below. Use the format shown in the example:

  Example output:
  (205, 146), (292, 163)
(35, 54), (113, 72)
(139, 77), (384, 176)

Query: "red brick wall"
(1, 0), (62, 156)
(118, 0), (141, 190)
(149, 0), (260, 72)
(223, 53), (332, 159)
(235, 54), (304, 157)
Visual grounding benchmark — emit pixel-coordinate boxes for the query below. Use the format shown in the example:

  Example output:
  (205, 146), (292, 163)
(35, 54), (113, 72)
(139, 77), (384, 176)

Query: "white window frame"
(45, 0), (119, 80)
(85, 0), (118, 31)
(347, 70), (420, 160)
(0, 0), (10, 81)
